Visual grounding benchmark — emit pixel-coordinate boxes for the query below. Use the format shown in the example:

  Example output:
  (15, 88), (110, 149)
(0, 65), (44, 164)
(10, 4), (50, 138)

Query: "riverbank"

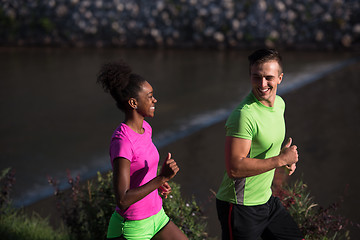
(24, 59), (360, 238)
(1, 0), (359, 50)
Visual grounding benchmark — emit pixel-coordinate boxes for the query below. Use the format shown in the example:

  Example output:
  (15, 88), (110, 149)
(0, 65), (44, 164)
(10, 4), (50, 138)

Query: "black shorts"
(216, 196), (304, 240)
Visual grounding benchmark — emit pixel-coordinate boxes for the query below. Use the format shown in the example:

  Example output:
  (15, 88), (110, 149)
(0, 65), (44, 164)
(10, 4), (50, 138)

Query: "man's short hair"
(248, 49), (283, 75)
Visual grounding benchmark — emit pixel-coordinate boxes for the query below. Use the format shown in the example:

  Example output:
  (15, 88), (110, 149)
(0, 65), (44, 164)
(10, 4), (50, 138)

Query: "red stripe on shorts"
(228, 203), (233, 240)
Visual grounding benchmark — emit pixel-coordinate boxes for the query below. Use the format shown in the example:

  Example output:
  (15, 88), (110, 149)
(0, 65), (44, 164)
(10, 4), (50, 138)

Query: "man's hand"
(279, 137), (299, 167)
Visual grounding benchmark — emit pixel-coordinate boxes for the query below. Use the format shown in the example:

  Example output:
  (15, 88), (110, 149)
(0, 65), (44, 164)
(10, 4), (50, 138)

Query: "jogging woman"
(97, 60), (188, 240)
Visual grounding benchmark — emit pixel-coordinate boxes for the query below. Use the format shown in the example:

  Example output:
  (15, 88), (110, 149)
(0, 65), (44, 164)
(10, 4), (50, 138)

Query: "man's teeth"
(150, 107), (155, 110)
(260, 88), (269, 92)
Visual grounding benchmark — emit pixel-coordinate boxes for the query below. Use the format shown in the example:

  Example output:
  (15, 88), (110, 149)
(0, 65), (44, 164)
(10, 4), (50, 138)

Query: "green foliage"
(49, 171), (115, 240)
(162, 182), (208, 239)
(1, 167), (356, 240)
(0, 10), (20, 40)
(273, 179), (352, 240)
(0, 167), (69, 240)
(38, 18), (55, 33)
(0, 211), (69, 240)
(49, 170), (209, 240)
(0, 167), (15, 213)
(81, 172), (116, 239)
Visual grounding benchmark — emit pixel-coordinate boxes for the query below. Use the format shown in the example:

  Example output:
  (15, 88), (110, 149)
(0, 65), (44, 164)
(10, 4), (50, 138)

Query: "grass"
(0, 209), (69, 240)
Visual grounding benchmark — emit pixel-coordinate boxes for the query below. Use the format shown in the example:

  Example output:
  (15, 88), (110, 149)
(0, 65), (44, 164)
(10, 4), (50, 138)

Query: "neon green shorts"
(107, 207), (170, 239)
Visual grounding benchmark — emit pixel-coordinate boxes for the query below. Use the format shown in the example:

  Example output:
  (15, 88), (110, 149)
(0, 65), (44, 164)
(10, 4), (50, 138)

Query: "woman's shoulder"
(112, 123), (130, 140)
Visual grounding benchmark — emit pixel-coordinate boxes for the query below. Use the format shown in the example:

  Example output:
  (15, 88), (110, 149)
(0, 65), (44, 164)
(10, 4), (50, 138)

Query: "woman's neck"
(125, 114), (145, 134)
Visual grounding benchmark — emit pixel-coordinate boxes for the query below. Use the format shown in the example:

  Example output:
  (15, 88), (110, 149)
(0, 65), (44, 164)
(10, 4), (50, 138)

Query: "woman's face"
(135, 81), (157, 118)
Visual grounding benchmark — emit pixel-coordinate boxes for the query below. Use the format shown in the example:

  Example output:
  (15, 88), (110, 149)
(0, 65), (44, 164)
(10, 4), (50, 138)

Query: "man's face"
(250, 60), (283, 107)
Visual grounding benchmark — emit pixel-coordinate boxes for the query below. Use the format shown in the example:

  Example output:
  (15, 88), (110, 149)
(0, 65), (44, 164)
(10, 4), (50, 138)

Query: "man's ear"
(278, 73), (284, 84)
(128, 98), (138, 110)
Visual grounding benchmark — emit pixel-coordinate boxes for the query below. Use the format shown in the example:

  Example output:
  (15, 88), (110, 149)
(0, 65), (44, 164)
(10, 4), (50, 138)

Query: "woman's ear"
(128, 98), (138, 110)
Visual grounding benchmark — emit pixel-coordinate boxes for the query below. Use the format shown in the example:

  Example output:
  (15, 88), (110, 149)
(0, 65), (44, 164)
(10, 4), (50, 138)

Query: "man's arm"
(225, 136), (298, 179)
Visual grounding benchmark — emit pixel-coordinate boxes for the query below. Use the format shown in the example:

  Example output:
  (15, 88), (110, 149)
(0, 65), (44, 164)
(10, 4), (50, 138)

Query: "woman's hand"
(159, 182), (172, 199)
(159, 152), (179, 181)
(285, 163), (296, 175)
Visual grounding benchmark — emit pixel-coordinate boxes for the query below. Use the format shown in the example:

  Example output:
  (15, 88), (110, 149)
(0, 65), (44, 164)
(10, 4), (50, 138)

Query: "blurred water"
(0, 47), (355, 207)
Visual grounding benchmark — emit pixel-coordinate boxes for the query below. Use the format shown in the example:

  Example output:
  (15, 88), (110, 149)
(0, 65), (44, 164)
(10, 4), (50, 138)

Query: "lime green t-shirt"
(216, 92), (285, 206)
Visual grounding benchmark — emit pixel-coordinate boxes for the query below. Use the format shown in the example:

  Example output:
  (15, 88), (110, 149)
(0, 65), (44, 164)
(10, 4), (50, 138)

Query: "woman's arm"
(113, 153), (178, 210)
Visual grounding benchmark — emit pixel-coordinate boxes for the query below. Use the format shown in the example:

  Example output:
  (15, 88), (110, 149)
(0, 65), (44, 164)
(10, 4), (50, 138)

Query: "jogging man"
(216, 49), (304, 240)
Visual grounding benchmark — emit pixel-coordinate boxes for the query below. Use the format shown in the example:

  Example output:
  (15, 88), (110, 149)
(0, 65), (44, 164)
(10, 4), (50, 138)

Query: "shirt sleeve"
(110, 136), (134, 164)
(225, 109), (254, 140)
